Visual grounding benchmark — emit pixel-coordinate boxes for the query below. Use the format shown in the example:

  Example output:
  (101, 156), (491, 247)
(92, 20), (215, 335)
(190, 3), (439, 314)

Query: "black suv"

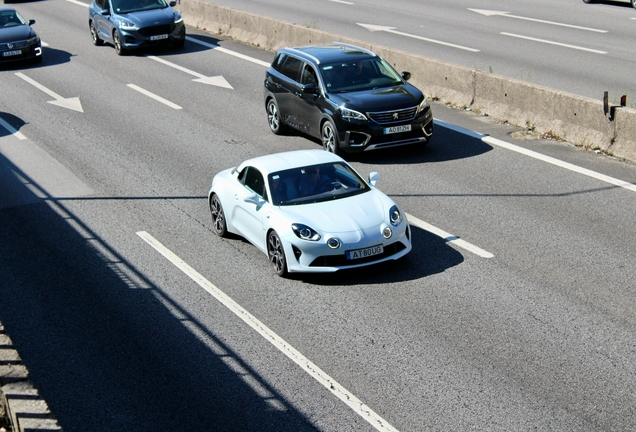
(264, 42), (434, 154)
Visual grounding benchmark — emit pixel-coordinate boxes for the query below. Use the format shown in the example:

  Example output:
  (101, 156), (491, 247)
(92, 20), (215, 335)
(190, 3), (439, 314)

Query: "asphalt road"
(1, 0), (636, 431)
(203, 0), (636, 104)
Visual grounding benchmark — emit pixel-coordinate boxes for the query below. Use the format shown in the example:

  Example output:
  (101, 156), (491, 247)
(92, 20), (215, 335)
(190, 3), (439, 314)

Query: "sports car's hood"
(281, 190), (388, 233)
(329, 84), (423, 112)
(0, 26), (35, 44)
(118, 7), (175, 25)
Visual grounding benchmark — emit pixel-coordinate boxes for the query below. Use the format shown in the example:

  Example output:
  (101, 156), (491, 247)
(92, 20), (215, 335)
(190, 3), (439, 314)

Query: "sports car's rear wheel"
(321, 120), (341, 155)
(90, 21), (103, 46)
(209, 194), (227, 237)
(267, 230), (287, 277)
(267, 98), (286, 135)
(113, 29), (126, 55)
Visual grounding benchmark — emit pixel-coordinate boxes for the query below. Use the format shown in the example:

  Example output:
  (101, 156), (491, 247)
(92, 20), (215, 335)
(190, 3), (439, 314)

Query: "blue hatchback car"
(88, 0), (185, 55)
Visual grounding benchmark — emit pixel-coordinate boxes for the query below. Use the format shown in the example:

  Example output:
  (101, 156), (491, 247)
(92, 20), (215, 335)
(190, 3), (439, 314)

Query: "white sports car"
(208, 150), (412, 276)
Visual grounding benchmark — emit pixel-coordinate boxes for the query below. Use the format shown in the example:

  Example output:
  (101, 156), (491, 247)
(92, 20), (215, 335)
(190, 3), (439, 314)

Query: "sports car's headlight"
(339, 106), (367, 122)
(416, 98), (429, 114)
(291, 223), (321, 241)
(389, 205), (402, 226)
(174, 13), (183, 24)
(118, 19), (137, 30)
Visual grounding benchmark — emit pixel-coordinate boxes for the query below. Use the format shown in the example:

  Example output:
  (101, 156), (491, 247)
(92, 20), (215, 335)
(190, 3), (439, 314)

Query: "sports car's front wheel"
(267, 230), (287, 277)
(209, 194), (227, 237)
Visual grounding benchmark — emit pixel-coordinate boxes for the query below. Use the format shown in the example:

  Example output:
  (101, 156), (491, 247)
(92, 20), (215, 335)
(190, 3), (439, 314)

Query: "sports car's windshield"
(269, 161), (371, 206)
(112, 0), (170, 13)
(320, 57), (404, 93)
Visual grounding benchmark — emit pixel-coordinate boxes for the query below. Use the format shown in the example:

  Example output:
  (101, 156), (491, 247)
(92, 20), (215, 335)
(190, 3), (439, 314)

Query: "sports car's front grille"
(308, 242), (407, 267)
(138, 24), (175, 37)
(368, 107), (417, 124)
(0, 40), (31, 50)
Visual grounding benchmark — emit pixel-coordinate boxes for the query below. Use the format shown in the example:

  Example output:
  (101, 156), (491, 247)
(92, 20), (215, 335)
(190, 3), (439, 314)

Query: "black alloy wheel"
(321, 120), (341, 155)
(209, 194), (227, 237)
(267, 230), (287, 277)
(267, 98), (286, 135)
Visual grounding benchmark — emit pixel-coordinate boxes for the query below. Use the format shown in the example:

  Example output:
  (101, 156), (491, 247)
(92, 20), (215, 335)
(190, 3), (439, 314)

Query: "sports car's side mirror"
(368, 172), (379, 187)
(243, 192), (261, 205)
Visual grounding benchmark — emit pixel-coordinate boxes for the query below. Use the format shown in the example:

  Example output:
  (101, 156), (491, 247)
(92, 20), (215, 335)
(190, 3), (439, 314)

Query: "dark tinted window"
(300, 64), (318, 86)
(276, 54), (303, 82)
(242, 167), (267, 200)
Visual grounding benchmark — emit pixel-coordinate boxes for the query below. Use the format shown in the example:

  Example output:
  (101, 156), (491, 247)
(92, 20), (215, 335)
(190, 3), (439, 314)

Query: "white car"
(208, 150), (412, 276)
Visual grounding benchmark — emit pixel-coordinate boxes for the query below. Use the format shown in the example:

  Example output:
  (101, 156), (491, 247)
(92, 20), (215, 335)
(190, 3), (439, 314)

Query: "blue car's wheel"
(267, 230), (287, 277)
(113, 29), (126, 55)
(90, 21), (103, 46)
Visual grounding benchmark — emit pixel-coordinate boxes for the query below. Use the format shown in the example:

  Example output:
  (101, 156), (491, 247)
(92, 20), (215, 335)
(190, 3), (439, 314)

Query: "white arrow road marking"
(469, 9), (607, 33)
(147, 55), (233, 88)
(406, 214), (495, 259)
(15, 72), (84, 112)
(136, 231), (399, 432)
(127, 84), (182, 109)
(185, 36), (271, 67)
(501, 32), (607, 54)
(0, 117), (27, 140)
(358, 23), (480, 52)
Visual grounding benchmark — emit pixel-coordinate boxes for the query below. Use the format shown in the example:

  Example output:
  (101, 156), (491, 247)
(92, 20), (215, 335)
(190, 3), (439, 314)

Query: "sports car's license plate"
(346, 244), (384, 260)
(383, 125), (411, 134)
(150, 34), (168, 41)
(2, 50), (22, 57)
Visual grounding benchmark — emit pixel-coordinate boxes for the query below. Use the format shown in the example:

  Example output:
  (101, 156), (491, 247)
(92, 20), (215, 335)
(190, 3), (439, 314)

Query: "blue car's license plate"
(149, 34), (168, 41)
(346, 244), (384, 260)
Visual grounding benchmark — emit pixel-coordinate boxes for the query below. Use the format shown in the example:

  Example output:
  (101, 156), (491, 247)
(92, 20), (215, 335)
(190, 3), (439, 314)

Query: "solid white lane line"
(127, 84), (182, 109)
(501, 33), (607, 54)
(0, 117), (27, 140)
(185, 36), (271, 67)
(407, 214), (495, 259)
(482, 136), (636, 193)
(136, 231), (399, 432)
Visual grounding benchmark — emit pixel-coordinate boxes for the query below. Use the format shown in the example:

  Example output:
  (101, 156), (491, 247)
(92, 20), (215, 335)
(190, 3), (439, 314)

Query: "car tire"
(582, 0), (595, 3)
(321, 120), (341, 155)
(266, 98), (286, 135)
(113, 29), (126, 55)
(267, 230), (287, 277)
(632, 0), (636, 9)
(90, 21), (103, 46)
(209, 193), (228, 237)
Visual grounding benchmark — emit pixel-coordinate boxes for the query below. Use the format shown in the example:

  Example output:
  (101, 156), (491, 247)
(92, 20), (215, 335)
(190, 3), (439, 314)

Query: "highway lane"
(1, 0), (636, 430)
(199, 0), (636, 103)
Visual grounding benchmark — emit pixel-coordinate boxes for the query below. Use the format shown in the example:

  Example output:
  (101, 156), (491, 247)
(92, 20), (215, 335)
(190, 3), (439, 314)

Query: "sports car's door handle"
(233, 194), (239, 200)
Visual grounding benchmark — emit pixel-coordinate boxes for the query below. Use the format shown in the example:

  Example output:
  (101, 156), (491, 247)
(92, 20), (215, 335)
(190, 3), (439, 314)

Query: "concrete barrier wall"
(176, 0), (636, 163)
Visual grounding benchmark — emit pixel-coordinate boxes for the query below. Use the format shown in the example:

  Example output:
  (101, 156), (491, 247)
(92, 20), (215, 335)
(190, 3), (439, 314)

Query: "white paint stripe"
(482, 136), (636, 193)
(185, 36), (271, 67)
(501, 33), (607, 54)
(0, 117), (27, 140)
(136, 231), (399, 432)
(330, 0), (354, 4)
(127, 84), (182, 109)
(147, 55), (207, 79)
(15, 72), (63, 100)
(66, 0), (88, 6)
(406, 214), (495, 259)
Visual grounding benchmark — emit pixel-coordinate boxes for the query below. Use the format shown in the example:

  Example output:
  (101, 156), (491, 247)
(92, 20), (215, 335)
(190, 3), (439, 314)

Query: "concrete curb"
(0, 323), (62, 432)
(175, 0), (636, 163)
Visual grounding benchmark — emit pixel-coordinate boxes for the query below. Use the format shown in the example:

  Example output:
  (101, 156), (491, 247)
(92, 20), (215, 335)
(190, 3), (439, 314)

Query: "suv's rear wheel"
(90, 21), (103, 46)
(267, 98), (286, 135)
(321, 120), (341, 155)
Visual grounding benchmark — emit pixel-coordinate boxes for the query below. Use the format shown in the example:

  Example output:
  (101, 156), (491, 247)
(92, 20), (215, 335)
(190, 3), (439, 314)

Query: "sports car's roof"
(239, 150), (345, 174)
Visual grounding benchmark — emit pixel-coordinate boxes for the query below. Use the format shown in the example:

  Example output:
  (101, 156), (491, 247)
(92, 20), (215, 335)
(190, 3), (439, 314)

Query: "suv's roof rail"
(285, 47), (321, 64)
(331, 42), (376, 56)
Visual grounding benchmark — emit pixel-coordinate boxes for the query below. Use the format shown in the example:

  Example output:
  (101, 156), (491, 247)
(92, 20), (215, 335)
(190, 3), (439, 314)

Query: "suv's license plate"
(2, 50), (22, 57)
(346, 244), (384, 260)
(384, 125), (411, 134)
(150, 34), (169, 41)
